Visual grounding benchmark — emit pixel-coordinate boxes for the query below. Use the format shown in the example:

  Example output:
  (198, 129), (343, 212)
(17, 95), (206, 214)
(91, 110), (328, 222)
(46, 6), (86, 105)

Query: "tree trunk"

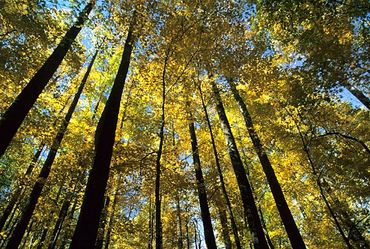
(104, 176), (121, 249)
(5, 51), (97, 249)
(155, 47), (170, 249)
(211, 80), (269, 249)
(0, 1), (94, 157)
(0, 143), (44, 231)
(293, 114), (353, 249)
(185, 220), (190, 249)
(218, 206), (232, 249)
(339, 208), (369, 248)
(48, 174), (82, 249)
(36, 228), (48, 249)
(199, 83), (242, 249)
(95, 196), (110, 249)
(318, 180), (352, 248)
(259, 208), (275, 249)
(193, 221), (198, 249)
(48, 198), (71, 249)
(59, 193), (80, 249)
(227, 80), (306, 249)
(342, 83), (370, 110)
(69, 23), (134, 249)
(147, 195), (154, 249)
(188, 116), (217, 249)
(176, 195), (183, 249)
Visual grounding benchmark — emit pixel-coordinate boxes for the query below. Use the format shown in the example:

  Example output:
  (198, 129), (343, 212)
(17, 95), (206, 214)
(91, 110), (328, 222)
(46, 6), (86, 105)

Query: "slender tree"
(154, 47), (171, 249)
(0, 143), (44, 231)
(5, 51), (98, 249)
(227, 80), (306, 248)
(0, 1), (94, 157)
(211, 79), (269, 249)
(95, 196), (110, 249)
(176, 194), (184, 249)
(69, 23), (134, 249)
(104, 174), (121, 249)
(188, 110), (217, 249)
(198, 83), (242, 249)
(218, 206), (232, 249)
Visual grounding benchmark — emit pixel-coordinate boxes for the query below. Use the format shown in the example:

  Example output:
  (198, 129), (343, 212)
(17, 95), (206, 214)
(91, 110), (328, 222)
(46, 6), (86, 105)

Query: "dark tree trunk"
(338, 208), (369, 248)
(342, 83), (370, 110)
(188, 117), (217, 249)
(59, 193), (80, 249)
(293, 112), (353, 249)
(0, 189), (21, 234)
(92, 89), (105, 120)
(211, 80), (269, 249)
(227, 80), (306, 249)
(37, 228), (49, 249)
(25, 143), (45, 175)
(155, 47), (170, 249)
(0, 143), (44, 231)
(20, 220), (34, 248)
(69, 24), (134, 249)
(318, 181), (352, 248)
(148, 195), (154, 249)
(0, 1), (94, 157)
(104, 176), (121, 249)
(48, 198), (71, 249)
(6, 51), (97, 249)
(95, 196), (110, 249)
(120, 82), (135, 129)
(218, 206), (232, 249)
(198, 84), (242, 249)
(176, 195), (183, 249)
(259, 208), (275, 249)
(48, 174), (82, 249)
(185, 220), (190, 249)
(4, 200), (20, 232)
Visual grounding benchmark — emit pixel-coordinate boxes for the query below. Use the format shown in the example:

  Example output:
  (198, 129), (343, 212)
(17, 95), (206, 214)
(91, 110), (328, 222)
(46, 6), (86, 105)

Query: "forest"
(0, 0), (369, 248)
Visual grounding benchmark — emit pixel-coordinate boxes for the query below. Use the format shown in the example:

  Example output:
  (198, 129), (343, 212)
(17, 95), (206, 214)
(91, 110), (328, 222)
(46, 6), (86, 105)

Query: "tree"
(69, 21), (134, 249)
(210, 79), (269, 249)
(187, 108), (217, 249)
(227, 79), (306, 248)
(0, 1), (94, 157)
(5, 50), (98, 248)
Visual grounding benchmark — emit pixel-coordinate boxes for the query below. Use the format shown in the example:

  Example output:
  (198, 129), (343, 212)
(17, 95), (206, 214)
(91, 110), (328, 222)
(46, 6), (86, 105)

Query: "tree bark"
(59, 192), (80, 249)
(218, 206), (232, 249)
(176, 194), (183, 249)
(48, 174), (82, 249)
(227, 80), (306, 249)
(103, 177), (120, 249)
(69, 24), (134, 249)
(258, 208), (275, 249)
(0, 1), (94, 157)
(211, 80), (269, 249)
(342, 83), (370, 110)
(147, 195), (154, 249)
(0, 142), (44, 231)
(36, 227), (49, 249)
(154, 47), (170, 249)
(48, 198), (71, 249)
(185, 219), (190, 249)
(198, 83), (242, 249)
(292, 113), (353, 249)
(188, 115), (217, 249)
(95, 196), (110, 249)
(6, 51), (97, 249)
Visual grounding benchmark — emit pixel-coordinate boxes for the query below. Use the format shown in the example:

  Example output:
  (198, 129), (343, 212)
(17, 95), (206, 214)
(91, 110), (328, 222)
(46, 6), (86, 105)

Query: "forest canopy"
(0, 0), (369, 248)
